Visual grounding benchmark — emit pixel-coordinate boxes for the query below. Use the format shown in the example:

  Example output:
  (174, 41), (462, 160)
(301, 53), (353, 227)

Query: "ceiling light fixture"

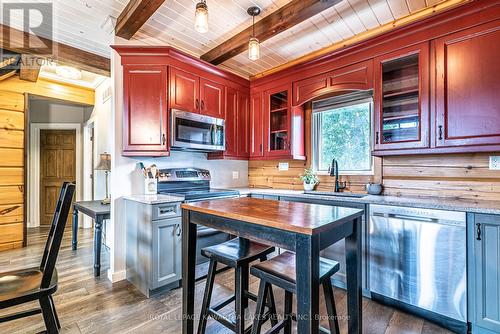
(55, 65), (82, 80)
(247, 6), (261, 61)
(195, 0), (208, 33)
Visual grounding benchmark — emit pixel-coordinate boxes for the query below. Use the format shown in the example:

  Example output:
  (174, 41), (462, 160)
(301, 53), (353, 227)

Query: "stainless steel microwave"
(170, 109), (225, 152)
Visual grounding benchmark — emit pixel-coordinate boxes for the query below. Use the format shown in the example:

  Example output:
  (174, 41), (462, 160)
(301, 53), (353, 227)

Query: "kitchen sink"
(304, 191), (368, 198)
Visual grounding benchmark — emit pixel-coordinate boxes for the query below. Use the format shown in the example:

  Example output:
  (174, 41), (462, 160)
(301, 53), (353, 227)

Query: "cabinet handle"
(201, 100), (205, 110)
(438, 125), (443, 140)
(162, 134), (166, 145)
(259, 143), (262, 153)
(196, 99), (200, 109)
(376, 131), (379, 145)
(476, 223), (482, 241)
(176, 224), (182, 237)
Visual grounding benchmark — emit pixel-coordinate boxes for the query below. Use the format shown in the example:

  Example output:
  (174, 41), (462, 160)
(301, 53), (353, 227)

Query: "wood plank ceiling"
(1, 0), (456, 78)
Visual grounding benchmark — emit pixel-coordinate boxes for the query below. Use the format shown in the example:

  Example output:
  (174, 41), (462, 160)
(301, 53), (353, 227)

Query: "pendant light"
(195, 0), (208, 33)
(247, 6), (261, 61)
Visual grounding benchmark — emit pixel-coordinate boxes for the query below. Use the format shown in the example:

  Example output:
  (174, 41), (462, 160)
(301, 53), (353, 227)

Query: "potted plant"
(299, 168), (319, 191)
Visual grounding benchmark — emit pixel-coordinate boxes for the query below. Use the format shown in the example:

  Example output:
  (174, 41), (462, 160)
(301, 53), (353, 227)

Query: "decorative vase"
(303, 182), (316, 191)
(366, 182), (383, 195)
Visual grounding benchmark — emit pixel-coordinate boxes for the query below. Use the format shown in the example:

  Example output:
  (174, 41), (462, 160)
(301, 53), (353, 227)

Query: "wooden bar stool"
(250, 251), (341, 334)
(197, 238), (277, 334)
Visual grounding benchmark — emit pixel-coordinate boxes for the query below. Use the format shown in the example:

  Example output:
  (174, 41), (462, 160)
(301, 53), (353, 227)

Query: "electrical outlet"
(490, 156), (500, 170)
(278, 162), (289, 171)
(232, 171), (239, 179)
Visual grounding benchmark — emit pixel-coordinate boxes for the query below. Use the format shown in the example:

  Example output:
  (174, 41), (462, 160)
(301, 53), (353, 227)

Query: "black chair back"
(40, 183), (75, 289)
(40, 182), (69, 271)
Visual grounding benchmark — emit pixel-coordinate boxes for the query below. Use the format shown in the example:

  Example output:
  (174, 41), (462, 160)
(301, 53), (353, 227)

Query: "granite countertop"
(230, 187), (500, 215)
(123, 194), (184, 205)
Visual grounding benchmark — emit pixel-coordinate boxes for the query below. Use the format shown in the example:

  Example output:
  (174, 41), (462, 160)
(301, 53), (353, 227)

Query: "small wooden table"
(181, 197), (364, 334)
(72, 200), (110, 277)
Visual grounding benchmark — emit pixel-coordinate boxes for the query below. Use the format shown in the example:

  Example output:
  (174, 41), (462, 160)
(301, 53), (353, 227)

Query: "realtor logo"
(2, 2), (53, 56)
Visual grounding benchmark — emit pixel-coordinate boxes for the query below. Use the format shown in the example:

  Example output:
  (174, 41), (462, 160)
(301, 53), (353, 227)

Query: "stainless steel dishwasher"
(369, 204), (467, 329)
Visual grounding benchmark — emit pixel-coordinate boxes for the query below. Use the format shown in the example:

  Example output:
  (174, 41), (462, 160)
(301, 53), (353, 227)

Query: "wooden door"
(373, 42), (430, 151)
(237, 90), (250, 158)
(123, 65), (168, 156)
(435, 21), (500, 148)
(249, 93), (264, 158)
(40, 130), (76, 226)
(169, 67), (199, 114)
(200, 78), (225, 118)
(264, 84), (292, 157)
(224, 87), (238, 156)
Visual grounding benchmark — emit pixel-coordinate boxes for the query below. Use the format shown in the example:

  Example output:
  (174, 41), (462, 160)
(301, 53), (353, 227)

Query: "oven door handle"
(185, 195), (239, 203)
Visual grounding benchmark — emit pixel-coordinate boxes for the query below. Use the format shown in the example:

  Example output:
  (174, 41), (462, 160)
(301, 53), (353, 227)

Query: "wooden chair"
(250, 251), (340, 334)
(197, 238), (278, 334)
(0, 182), (75, 334)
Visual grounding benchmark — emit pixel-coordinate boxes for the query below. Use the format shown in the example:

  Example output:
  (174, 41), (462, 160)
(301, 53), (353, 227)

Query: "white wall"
(106, 37), (249, 282)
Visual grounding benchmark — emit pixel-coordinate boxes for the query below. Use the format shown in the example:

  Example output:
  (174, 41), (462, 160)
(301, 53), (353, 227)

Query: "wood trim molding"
(115, 0), (166, 40)
(201, 0), (341, 65)
(0, 23), (110, 76)
(250, 0), (472, 81)
(27, 123), (82, 228)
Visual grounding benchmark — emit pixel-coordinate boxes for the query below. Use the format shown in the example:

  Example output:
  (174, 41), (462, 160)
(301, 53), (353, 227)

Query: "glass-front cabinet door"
(265, 84), (291, 156)
(373, 42), (430, 151)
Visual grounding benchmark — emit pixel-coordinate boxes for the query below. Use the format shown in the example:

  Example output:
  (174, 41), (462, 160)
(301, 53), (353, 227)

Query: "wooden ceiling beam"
(0, 24), (110, 76)
(115, 0), (166, 39)
(19, 54), (41, 82)
(201, 0), (341, 65)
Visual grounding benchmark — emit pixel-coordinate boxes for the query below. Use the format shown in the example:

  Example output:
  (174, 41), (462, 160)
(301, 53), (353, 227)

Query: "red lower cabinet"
(123, 65), (169, 157)
(435, 20), (500, 149)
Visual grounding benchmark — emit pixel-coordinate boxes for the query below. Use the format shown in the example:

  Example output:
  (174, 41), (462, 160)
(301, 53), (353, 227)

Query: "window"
(312, 94), (373, 174)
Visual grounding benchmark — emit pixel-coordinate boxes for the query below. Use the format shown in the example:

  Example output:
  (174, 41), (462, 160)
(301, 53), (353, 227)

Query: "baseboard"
(107, 269), (126, 283)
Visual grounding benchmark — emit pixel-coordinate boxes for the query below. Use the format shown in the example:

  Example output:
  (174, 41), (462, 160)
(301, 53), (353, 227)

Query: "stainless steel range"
(157, 168), (239, 267)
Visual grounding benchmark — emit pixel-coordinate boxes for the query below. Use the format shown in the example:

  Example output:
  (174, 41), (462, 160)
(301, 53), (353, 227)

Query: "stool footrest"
(244, 291), (258, 302)
(264, 320), (286, 334)
(207, 309), (235, 331)
(211, 295), (235, 312)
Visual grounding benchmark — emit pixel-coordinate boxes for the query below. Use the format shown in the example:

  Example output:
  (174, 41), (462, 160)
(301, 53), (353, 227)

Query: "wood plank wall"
(382, 153), (500, 201)
(0, 91), (25, 251)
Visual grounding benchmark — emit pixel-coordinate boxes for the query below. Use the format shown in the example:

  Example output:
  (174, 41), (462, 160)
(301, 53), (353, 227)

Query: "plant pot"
(303, 182), (316, 191)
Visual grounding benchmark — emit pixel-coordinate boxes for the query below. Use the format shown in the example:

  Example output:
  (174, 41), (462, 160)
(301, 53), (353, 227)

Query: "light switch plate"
(232, 171), (239, 179)
(278, 162), (289, 171)
(489, 156), (500, 170)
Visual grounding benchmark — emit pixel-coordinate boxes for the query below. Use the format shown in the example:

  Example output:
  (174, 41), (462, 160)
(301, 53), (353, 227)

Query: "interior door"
(435, 21), (500, 148)
(40, 130), (76, 226)
(200, 78), (225, 118)
(169, 67), (199, 113)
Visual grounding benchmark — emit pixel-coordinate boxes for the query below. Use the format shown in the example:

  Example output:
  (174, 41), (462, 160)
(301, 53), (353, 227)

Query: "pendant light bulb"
(195, 0), (208, 33)
(247, 6), (261, 61)
(248, 37), (260, 61)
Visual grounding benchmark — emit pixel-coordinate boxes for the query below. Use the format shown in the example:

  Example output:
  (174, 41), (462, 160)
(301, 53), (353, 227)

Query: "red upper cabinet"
(373, 42), (430, 152)
(435, 21), (500, 148)
(250, 92), (264, 158)
(169, 67), (199, 113)
(237, 91), (250, 158)
(200, 78), (225, 118)
(123, 65), (169, 157)
(261, 84), (305, 160)
(224, 87), (238, 156)
(293, 60), (373, 106)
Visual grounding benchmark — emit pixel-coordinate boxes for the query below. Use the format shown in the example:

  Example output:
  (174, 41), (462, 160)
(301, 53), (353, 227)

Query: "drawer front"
(152, 203), (181, 220)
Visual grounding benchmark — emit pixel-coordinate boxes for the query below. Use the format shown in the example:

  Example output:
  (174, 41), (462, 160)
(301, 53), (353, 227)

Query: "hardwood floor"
(0, 227), (453, 334)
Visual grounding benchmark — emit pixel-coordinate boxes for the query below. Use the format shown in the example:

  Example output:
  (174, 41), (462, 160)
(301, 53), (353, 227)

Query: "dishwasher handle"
(371, 212), (465, 227)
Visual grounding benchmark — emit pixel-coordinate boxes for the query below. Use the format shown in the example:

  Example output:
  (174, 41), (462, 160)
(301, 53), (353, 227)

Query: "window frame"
(311, 96), (374, 176)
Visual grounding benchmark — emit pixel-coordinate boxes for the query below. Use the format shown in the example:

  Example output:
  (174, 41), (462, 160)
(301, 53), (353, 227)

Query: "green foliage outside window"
(316, 102), (372, 172)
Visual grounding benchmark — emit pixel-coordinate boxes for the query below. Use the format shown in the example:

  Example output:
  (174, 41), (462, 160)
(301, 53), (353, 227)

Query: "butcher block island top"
(180, 197), (364, 235)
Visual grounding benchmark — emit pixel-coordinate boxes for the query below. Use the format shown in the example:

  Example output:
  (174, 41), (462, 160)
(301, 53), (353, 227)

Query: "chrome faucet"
(329, 158), (347, 192)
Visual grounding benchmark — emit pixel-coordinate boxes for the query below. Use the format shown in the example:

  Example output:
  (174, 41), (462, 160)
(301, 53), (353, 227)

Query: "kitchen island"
(181, 197), (364, 334)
